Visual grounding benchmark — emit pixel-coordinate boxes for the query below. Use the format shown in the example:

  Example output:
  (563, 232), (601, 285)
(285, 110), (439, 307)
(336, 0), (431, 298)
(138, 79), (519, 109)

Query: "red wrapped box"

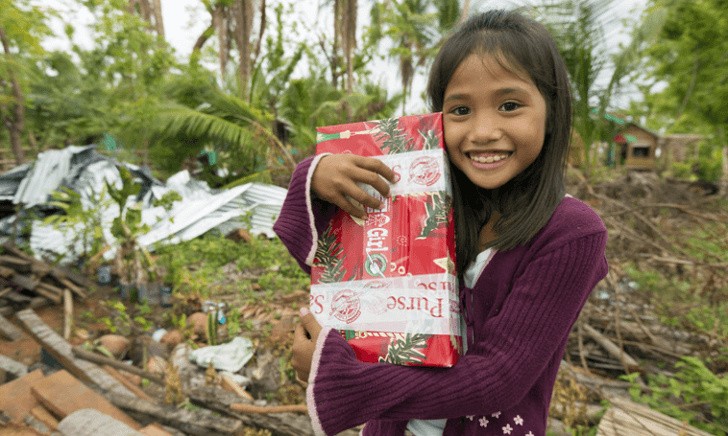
(311, 113), (461, 367)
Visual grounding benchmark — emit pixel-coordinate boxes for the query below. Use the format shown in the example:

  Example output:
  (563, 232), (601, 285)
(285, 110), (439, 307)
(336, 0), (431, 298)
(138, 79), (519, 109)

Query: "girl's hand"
(292, 307), (323, 382)
(312, 154), (396, 220)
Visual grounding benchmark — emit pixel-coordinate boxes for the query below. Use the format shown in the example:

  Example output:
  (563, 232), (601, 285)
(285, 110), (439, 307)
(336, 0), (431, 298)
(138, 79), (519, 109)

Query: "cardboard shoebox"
(311, 112), (461, 367)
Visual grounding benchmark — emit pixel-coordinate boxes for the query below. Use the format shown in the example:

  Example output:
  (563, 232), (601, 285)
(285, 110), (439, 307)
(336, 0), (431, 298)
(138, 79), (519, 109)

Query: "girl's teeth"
(471, 154), (507, 163)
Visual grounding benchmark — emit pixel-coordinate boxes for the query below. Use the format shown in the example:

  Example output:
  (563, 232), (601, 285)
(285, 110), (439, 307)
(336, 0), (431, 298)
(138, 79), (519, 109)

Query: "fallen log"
(230, 403), (308, 414)
(188, 385), (313, 436)
(597, 397), (713, 436)
(0, 313), (23, 341)
(110, 393), (244, 436)
(72, 346), (165, 386)
(582, 323), (641, 372)
(15, 308), (136, 398)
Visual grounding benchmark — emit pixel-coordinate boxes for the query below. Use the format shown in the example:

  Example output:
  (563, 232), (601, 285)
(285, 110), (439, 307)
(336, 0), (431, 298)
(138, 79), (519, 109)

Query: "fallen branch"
(582, 323), (641, 373)
(71, 346), (165, 386)
(230, 403), (308, 414)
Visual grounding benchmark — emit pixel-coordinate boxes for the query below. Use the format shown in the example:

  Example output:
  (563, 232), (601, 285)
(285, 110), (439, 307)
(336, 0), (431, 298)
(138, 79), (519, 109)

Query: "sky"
(42, 0), (649, 112)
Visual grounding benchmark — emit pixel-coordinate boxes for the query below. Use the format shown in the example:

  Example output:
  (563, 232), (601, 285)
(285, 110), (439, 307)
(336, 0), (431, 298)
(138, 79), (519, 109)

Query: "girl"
(274, 9), (608, 436)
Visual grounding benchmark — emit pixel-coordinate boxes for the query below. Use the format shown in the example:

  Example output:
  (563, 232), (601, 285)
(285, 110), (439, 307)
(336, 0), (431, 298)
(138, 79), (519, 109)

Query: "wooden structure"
(597, 397), (713, 436)
(614, 123), (660, 171)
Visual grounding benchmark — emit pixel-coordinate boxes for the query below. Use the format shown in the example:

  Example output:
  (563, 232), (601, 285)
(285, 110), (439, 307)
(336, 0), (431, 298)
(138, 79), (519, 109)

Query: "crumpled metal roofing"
(0, 145), (286, 264)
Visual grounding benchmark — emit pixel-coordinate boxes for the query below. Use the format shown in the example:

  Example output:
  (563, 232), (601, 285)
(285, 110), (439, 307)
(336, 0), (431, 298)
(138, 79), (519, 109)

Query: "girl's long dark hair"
(428, 9), (573, 273)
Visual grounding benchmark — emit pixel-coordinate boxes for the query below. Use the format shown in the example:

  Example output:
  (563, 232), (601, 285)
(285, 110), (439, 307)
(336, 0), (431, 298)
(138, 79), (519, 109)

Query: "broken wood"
(219, 372), (254, 401)
(55, 408), (141, 436)
(582, 323), (641, 372)
(29, 405), (58, 431)
(0, 313), (23, 340)
(597, 397), (713, 436)
(72, 346), (165, 385)
(15, 308), (137, 398)
(230, 402), (308, 414)
(0, 369), (43, 423)
(103, 365), (157, 403)
(63, 288), (72, 340)
(29, 369), (141, 429)
(0, 353), (28, 381)
(110, 392), (244, 436)
(188, 385), (313, 436)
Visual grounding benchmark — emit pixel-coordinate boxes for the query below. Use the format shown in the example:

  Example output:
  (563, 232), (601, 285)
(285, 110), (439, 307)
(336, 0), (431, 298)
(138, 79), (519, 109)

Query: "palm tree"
(334, 0), (358, 93)
(534, 0), (661, 175)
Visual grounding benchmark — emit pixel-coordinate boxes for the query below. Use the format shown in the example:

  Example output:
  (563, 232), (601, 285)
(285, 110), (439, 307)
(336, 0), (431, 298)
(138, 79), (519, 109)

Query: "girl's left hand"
(292, 307), (322, 382)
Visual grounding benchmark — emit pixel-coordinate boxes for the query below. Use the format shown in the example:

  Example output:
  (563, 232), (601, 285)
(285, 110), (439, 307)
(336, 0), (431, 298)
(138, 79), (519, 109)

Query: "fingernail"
(300, 307), (310, 317)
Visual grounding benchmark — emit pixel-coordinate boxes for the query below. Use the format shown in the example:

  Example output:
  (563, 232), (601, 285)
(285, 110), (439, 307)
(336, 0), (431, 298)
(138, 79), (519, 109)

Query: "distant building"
(613, 123), (661, 171)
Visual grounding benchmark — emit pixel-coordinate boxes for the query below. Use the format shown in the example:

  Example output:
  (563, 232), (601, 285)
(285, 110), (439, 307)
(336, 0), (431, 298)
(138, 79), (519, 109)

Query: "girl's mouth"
(468, 151), (511, 164)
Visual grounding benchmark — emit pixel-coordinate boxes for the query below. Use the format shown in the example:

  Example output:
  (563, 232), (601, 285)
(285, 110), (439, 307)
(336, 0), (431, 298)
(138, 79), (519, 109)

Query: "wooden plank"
(57, 277), (87, 300)
(10, 274), (40, 293)
(30, 369), (141, 430)
(72, 346), (165, 386)
(15, 309), (136, 398)
(140, 423), (172, 436)
(30, 405), (59, 431)
(55, 408), (142, 436)
(111, 393), (244, 436)
(103, 365), (157, 403)
(0, 354), (28, 380)
(188, 385), (311, 436)
(596, 397), (713, 436)
(32, 283), (63, 304)
(0, 369), (44, 423)
(0, 313), (24, 341)
(0, 255), (32, 273)
(0, 265), (14, 278)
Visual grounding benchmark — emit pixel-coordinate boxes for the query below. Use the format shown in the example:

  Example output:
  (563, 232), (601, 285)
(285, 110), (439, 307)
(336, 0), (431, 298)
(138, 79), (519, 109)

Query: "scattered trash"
(189, 336), (254, 373)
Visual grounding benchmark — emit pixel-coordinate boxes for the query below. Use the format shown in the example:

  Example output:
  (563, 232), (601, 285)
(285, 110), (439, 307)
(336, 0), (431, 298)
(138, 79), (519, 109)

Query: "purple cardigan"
(274, 156), (608, 436)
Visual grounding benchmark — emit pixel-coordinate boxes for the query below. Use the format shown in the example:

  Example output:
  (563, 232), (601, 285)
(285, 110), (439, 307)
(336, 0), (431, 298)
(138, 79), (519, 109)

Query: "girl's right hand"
(311, 154), (396, 220)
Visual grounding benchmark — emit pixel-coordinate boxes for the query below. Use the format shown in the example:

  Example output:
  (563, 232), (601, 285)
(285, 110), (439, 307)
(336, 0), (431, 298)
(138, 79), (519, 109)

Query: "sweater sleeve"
(273, 154), (336, 273)
(306, 228), (608, 435)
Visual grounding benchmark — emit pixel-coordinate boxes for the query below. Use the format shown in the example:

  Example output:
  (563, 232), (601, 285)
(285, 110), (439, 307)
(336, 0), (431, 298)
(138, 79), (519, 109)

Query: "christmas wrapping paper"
(312, 113), (461, 367)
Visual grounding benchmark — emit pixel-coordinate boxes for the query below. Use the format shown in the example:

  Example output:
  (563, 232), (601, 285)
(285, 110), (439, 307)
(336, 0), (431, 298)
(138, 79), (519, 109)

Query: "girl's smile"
(443, 54), (547, 189)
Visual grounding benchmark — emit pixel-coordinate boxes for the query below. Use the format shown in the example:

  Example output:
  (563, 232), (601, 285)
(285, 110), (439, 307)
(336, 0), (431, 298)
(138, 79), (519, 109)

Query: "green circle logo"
(365, 253), (388, 277)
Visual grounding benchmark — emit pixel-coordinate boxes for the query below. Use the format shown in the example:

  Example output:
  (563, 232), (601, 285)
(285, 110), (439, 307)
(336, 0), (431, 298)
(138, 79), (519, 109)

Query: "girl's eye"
(450, 106), (470, 116)
(499, 101), (521, 112)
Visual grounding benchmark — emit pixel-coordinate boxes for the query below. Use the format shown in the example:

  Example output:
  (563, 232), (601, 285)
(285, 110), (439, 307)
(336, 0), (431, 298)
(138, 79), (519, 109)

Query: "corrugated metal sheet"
(0, 164), (31, 201)
(13, 145), (96, 207)
(3, 146), (287, 263)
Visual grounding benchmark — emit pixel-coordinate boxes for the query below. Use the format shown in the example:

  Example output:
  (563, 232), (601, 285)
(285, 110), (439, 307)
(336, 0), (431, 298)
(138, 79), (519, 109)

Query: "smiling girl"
(274, 9), (608, 436)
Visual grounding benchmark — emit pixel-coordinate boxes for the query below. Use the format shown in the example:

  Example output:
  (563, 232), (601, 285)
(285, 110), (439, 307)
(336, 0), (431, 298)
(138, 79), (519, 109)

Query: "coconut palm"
(533, 0), (663, 175)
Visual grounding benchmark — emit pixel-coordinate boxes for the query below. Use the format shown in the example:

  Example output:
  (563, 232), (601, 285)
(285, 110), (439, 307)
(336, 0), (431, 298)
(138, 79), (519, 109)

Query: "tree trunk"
(335, 0), (357, 94)
(151, 0), (165, 37)
(234, 0), (254, 98)
(0, 27), (26, 164)
(460, 0), (471, 23)
(214, 4), (229, 76)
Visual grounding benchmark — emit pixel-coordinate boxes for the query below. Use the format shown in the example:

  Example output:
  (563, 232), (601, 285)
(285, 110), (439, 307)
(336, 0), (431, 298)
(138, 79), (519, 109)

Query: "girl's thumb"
(299, 307), (322, 334)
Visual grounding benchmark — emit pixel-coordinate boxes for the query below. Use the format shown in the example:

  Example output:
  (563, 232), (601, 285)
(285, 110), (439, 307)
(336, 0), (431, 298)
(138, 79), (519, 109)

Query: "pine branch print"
(380, 333), (429, 365)
(315, 227), (347, 283)
(419, 192), (450, 238)
(374, 118), (415, 154)
(419, 129), (440, 150)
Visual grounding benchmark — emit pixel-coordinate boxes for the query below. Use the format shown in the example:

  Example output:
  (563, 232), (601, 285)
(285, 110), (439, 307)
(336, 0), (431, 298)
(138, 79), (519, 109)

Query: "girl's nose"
(471, 113), (503, 143)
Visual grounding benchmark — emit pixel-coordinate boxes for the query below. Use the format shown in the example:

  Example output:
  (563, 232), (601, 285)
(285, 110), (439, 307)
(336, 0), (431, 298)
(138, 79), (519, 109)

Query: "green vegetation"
(154, 234), (309, 300)
(623, 357), (728, 435)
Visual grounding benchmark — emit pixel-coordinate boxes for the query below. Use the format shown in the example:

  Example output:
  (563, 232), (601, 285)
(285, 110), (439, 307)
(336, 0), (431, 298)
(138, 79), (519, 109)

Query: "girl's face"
(442, 54), (547, 190)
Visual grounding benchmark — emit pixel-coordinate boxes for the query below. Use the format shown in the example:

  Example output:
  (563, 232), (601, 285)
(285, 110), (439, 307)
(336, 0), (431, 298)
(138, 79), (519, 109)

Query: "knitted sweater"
(274, 155), (608, 436)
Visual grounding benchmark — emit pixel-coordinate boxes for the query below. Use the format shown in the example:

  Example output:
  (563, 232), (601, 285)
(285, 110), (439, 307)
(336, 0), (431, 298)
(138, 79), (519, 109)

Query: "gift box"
(311, 113), (461, 367)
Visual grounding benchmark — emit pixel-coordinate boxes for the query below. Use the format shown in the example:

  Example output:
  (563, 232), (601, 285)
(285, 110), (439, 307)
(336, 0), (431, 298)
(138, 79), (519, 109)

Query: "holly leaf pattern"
(380, 333), (429, 365)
